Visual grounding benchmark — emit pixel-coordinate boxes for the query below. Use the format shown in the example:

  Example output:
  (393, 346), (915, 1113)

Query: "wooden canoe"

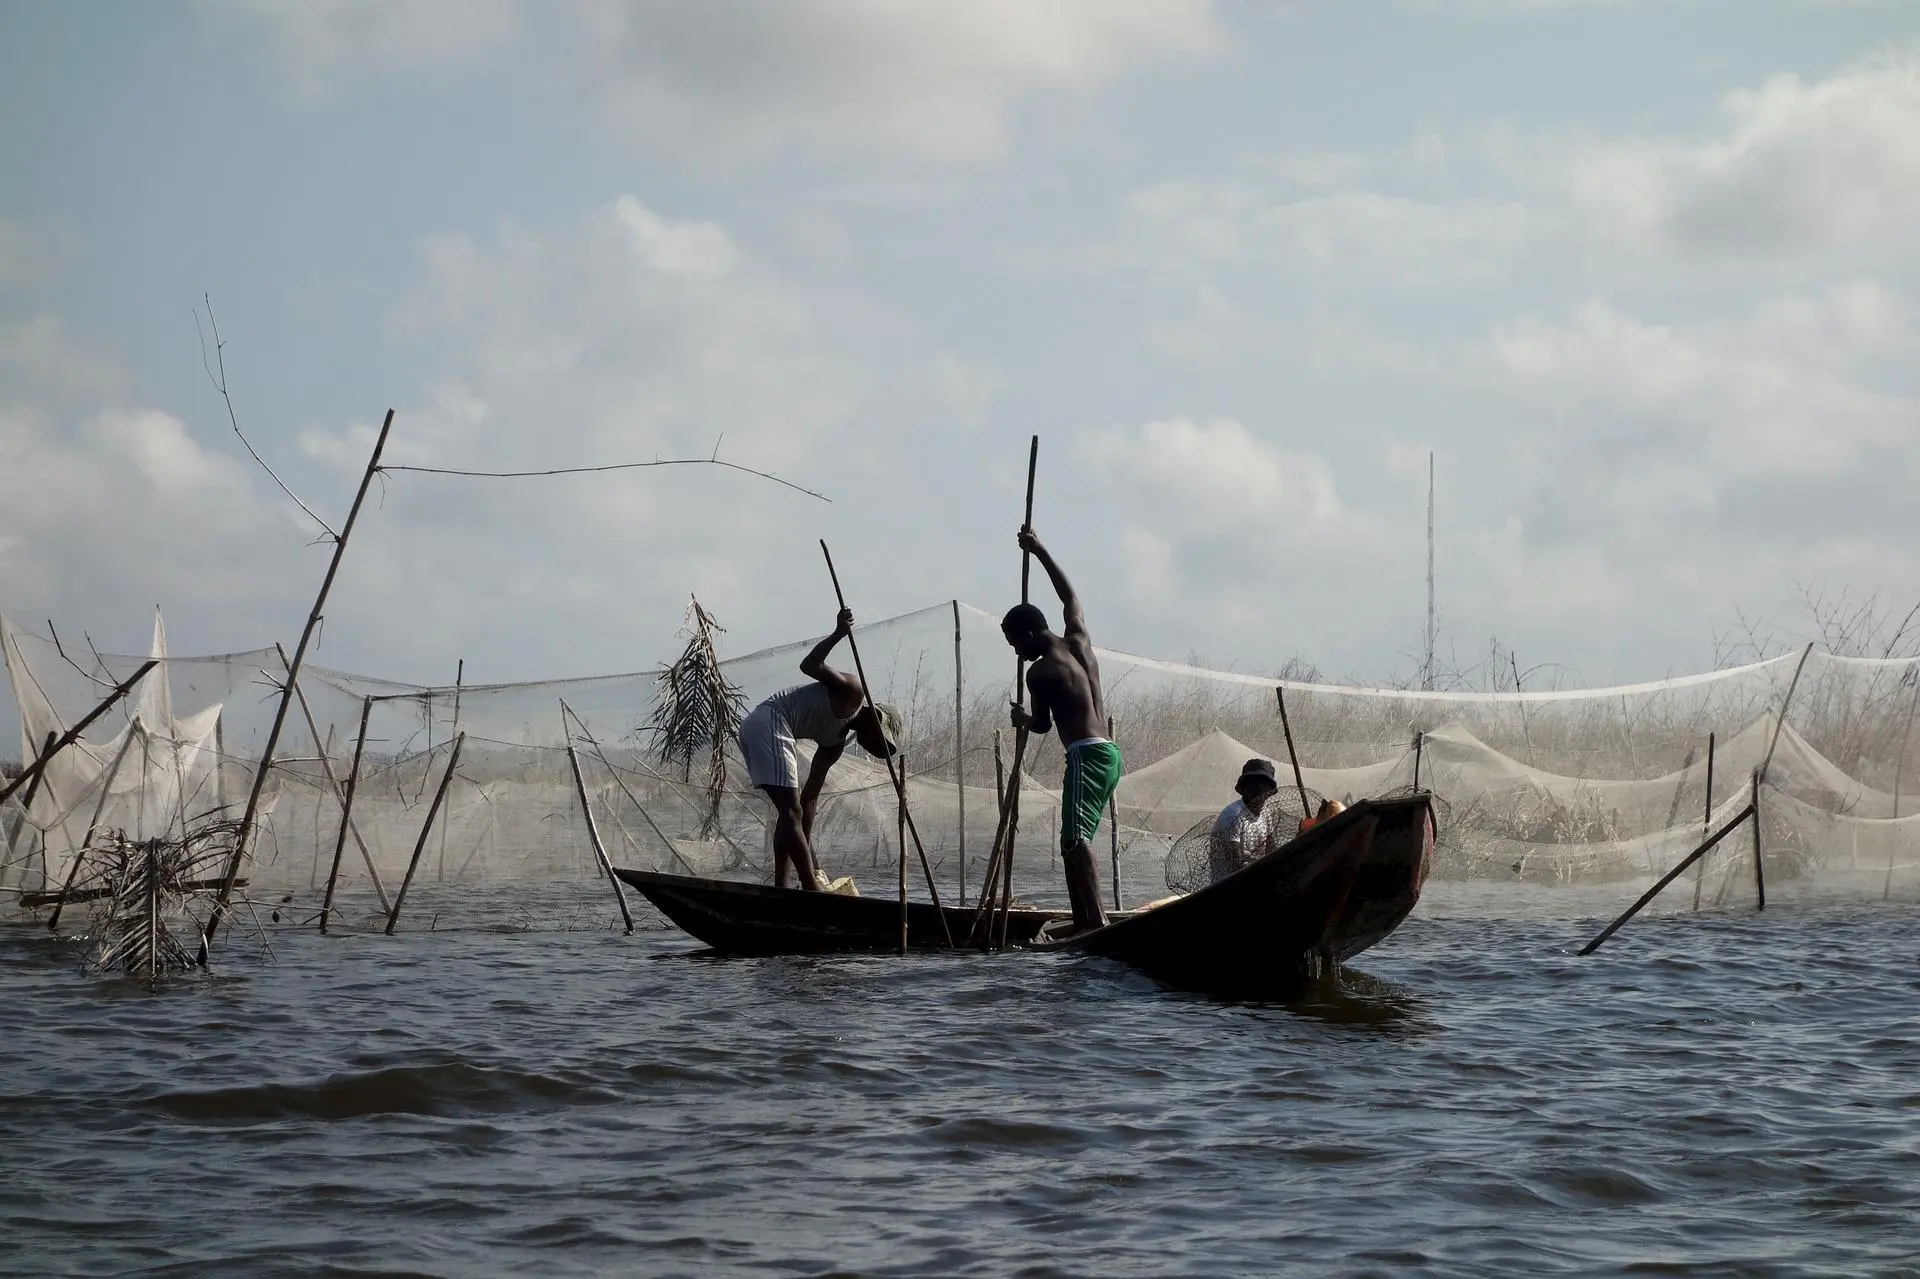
(1031, 793), (1434, 995)
(611, 867), (1070, 955)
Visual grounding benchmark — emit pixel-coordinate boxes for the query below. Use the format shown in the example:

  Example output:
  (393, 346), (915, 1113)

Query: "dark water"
(5, 891), (1920, 1278)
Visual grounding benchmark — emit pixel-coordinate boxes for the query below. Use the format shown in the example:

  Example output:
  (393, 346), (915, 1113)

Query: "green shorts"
(1061, 739), (1123, 850)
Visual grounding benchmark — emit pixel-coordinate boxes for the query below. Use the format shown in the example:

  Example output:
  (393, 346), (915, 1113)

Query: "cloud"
(0, 317), (131, 405)
(1501, 46), (1920, 258)
(576, 0), (1222, 165)
(195, 0), (517, 94)
(200, 0), (1221, 164)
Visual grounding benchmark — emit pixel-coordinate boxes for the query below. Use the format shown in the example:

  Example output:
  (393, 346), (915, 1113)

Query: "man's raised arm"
(799, 609), (862, 696)
(1017, 528), (1085, 639)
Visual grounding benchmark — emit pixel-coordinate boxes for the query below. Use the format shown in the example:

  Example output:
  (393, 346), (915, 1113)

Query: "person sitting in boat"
(737, 608), (902, 892)
(1003, 527), (1121, 934)
(1210, 758), (1282, 883)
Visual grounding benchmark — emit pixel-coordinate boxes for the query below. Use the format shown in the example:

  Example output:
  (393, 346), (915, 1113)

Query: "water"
(4, 888), (1920, 1277)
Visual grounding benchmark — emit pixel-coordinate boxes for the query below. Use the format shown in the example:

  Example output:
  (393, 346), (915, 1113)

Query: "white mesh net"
(6, 604), (1919, 932)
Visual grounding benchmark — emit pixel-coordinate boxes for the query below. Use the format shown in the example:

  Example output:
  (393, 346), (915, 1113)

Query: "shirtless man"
(1002, 528), (1122, 933)
(737, 608), (902, 891)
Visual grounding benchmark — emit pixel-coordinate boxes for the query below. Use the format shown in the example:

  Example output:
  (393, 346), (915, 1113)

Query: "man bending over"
(1002, 528), (1121, 934)
(737, 608), (902, 891)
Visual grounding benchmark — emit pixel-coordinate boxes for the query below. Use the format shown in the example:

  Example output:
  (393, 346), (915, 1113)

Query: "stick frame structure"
(319, 696), (374, 934)
(0, 664), (157, 811)
(566, 738), (635, 934)
(1579, 801), (1756, 955)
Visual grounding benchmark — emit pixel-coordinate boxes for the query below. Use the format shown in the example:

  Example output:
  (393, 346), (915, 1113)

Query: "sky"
(2, 0), (1918, 697)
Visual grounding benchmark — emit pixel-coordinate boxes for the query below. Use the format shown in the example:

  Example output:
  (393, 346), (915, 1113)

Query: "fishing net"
(1161, 782), (1327, 896)
(7, 602), (1920, 934)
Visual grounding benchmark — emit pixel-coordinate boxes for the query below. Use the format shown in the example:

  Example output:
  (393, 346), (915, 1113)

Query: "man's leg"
(1060, 745), (1109, 932)
(763, 785), (821, 892)
(1062, 838), (1107, 933)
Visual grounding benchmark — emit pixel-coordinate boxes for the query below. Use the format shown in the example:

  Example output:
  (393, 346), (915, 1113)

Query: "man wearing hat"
(1210, 758), (1283, 883)
(737, 608), (902, 891)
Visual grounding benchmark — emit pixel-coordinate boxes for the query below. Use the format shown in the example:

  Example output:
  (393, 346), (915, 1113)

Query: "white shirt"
(1208, 797), (1276, 884)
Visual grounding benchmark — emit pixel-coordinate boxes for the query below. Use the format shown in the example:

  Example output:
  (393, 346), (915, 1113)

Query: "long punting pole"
(953, 600), (965, 908)
(278, 644), (392, 912)
(1693, 731), (1715, 912)
(971, 728), (1007, 915)
(203, 408), (396, 964)
(1579, 799), (1758, 955)
(45, 727), (139, 932)
(565, 738), (635, 934)
(819, 542), (952, 951)
(1750, 769), (1765, 911)
(384, 731), (464, 935)
(1412, 730), (1424, 791)
(1274, 687), (1310, 815)
(0, 664), (157, 811)
(319, 696), (373, 935)
(992, 435), (1038, 950)
(1886, 670), (1919, 901)
(1107, 715), (1122, 912)
(440, 658), (463, 883)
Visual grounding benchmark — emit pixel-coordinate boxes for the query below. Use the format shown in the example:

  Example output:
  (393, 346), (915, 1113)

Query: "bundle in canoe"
(1032, 793), (1434, 996)
(611, 867), (1069, 955)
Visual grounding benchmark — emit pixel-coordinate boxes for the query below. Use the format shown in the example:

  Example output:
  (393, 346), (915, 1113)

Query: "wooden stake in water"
(46, 727), (138, 932)
(1107, 715), (1122, 912)
(819, 541), (952, 951)
(1750, 769), (1765, 911)
(204, 408), (397, 964)
(319, 696), (373, 935)
(1693, 731), (1715, 912)
(1886, 672), (1918, 901)
(279, 644), (392, 913)
(1579, 801), (1757, 955)
(566, 739), (635, 934)
(1274, 686), (1310, 816)
(953, 600), (965, 908)
(384, 730), (464, 936)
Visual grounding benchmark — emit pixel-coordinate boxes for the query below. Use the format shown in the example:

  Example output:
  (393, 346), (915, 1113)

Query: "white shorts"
(738, 701), (800, 790)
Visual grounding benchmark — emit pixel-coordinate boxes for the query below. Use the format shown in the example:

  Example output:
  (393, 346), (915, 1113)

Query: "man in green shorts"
(1003, 527), (1122, 934)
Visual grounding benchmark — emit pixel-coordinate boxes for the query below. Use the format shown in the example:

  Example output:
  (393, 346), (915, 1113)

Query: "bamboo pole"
(953, 600), (965, 908)
(278, 645), (392, 912)
(1107, 715), (1122, 912)
(440, 658), (463, 884)
(1693, 731), (1715, 912)
(3, 731), (57, 879)
(0, 664), (157, 810)
(1274, 687), (1310, 815)
(1750, 769), (1765, 911)
(384, 731), (463, 935)
(819, 541), (951, 950)
(562, 703), (702, 877)
(995, 730), (1026, 951)
(566, 740), (635, 934)
(1758, 641), (1815, 784)
(968, 728), (1012, 945)
(1412, 730), (1424, 791)
(46, 727), (138, 932)
(1886, 672), (1918, 901)
(1579, 800), (1757, 955)
(993, 435), (1038, 951)
(203, 408), (397, 964)
(319, 696), (374, 935)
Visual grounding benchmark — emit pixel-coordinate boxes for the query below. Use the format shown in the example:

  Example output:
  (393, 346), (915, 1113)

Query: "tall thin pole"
(385, 731), (463, 935)
(1750, 769), (1765, 910)
(278, 644), (391, 911)
(566, 739), (635, 934)
(953, 600), (966, 907)
(319, 696), (373, 935)
(440, 658), (463, 883)
(0, 665), (157, 810)
(1758, 641), (1815, 784)
(203, 408), (397, 964)
(1106, 714), (1122, 912)
(1274, 687), (1310, 814)
(819, 542), (952, 949)
(1694, 731), (1715, 912)
(1425, 451), (1435, 693)
(1886, 671), (1918, 900)
(1579, 799), (1756, 955)
(46, 727), (138, 931)
(3, 730), (57, 877)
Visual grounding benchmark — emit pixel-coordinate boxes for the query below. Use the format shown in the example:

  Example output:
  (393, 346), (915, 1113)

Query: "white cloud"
(577, 0), (1223, 165)
(0, 317), (130, 405)
(1501, 46), (1920, 257)
(196, 0), (516, 93)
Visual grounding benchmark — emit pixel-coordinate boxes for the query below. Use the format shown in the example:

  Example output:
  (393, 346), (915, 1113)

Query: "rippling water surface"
(5, 887), (1920, 1277)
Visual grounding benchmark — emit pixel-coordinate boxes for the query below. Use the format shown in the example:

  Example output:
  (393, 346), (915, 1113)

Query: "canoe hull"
(612, 868), (1068, 955)
(1039, 794), (1433, 996)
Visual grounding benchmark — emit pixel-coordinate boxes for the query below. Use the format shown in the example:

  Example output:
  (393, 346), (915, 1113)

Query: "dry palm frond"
(84, 817), (242, 978)
(648, 597), (747, 838)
